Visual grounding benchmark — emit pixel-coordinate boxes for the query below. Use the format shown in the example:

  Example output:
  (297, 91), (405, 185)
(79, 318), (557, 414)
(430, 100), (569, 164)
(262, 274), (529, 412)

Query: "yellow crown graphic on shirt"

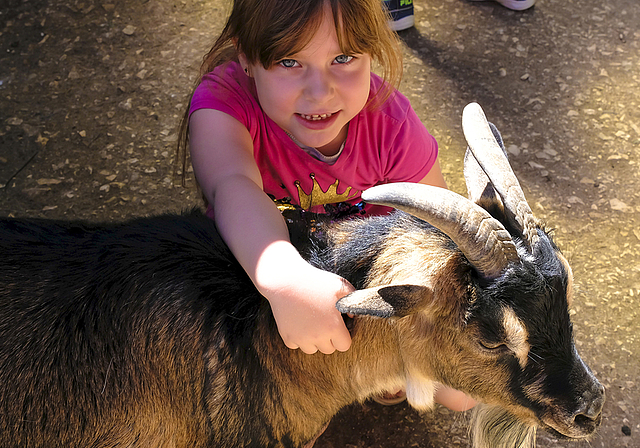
(295, 174), (358, 210)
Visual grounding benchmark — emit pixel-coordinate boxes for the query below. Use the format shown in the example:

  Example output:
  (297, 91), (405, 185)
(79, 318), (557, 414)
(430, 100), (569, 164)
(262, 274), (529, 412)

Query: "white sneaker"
(470, 0), (536, 11)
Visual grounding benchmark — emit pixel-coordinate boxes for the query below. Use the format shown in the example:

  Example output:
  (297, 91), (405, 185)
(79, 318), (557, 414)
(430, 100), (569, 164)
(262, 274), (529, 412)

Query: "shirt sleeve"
(382, 102), (439, 184)
(188, 62), (259, 131)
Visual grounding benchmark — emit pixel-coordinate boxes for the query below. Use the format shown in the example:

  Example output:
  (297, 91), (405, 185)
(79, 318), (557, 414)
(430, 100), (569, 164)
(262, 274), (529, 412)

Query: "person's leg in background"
(383, 0), (536, 33)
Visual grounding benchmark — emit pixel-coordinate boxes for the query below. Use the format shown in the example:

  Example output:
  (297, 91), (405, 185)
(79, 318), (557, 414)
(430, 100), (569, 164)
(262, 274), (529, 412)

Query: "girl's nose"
(303, 69), (334, 102)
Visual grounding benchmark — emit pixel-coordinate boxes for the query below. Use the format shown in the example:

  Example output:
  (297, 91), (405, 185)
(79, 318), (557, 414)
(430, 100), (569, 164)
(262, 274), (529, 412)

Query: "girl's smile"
(239, 4), (371, 157)
(298, 112), (335, 121)
(295, 111), (340, 130)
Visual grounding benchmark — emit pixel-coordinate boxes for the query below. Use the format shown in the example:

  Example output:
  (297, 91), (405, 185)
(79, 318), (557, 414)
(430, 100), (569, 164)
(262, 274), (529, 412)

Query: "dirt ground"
(1, 0), (639, 446)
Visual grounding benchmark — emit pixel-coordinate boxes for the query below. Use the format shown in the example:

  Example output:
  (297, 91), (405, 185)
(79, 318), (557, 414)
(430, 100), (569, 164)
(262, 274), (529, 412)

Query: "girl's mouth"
(295, 111), (340, 131)
(299, 112), (334, 121)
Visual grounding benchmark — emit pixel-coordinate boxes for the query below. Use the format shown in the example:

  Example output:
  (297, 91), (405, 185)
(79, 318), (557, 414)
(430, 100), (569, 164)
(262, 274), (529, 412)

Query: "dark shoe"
(383, 0), (415, 31)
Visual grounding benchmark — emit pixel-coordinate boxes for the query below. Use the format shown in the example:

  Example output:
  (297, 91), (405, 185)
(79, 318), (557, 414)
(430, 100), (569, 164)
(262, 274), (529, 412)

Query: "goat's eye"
(479, 340), (508, 352)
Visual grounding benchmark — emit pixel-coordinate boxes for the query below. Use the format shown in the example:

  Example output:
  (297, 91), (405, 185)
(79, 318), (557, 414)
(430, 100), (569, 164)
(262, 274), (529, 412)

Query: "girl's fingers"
(299, 345), (319, 355)
(331, 333), (352, 352)
(317, 341), (337, 355)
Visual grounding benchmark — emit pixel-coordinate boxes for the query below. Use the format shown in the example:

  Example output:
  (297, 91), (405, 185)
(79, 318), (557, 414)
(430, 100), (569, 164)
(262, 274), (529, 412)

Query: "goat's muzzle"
(542, 376), (605, 439)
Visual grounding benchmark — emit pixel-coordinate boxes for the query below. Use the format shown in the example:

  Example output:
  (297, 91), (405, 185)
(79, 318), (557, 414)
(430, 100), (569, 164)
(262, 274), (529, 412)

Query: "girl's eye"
(278, 59), (299, 68)
(334, 54), (354, 64)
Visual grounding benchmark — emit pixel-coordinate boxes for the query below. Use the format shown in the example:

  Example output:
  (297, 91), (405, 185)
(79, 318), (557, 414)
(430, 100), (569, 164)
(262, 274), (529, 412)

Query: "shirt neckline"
(285, 132), (345, 165)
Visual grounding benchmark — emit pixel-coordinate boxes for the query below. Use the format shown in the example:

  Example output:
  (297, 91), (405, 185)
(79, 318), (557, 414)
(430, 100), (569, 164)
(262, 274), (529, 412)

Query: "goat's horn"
(464, 122), (506, 209)
(462, 103), (540, 249)
(464, 146), (503, 211)
(361, 183), (520, 279)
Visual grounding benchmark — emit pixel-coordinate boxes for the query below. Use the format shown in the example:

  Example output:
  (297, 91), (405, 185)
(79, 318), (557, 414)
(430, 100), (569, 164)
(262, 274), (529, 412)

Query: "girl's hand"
(259, 255), (354, 355)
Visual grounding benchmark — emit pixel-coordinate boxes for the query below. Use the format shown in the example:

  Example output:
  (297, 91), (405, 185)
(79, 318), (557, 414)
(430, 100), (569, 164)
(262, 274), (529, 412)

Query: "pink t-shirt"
(189, 61), (438, 218)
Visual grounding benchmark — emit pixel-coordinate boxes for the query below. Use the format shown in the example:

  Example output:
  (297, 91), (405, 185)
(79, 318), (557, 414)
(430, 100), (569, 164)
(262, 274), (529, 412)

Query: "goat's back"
(0, 211), (267, 447)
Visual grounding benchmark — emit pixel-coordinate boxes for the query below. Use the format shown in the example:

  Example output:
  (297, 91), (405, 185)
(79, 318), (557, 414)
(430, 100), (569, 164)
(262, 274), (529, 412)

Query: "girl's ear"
(237, 53), (251, 77)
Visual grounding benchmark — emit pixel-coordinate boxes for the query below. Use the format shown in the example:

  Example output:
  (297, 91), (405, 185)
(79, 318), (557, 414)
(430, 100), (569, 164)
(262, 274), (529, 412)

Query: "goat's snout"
(571, 381), (605, 432)
(545, 378), (605, 438)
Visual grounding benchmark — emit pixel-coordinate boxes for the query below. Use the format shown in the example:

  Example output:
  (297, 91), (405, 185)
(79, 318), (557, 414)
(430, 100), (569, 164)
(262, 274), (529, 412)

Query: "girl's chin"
(289, 117), (348, 153)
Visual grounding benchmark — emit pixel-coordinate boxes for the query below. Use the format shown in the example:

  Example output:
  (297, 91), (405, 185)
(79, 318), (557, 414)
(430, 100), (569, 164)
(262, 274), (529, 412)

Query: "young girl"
(178, 0), (474, 413)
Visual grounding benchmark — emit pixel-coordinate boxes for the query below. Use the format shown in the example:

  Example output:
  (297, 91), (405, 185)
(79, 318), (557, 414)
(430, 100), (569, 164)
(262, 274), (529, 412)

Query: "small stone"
(598, 133), (613, 141)
(536, 151), (551, 159)
(568, 196), (584, 205)
(528, 161), (545, 170)
(498, 68), (507, 77)
(118, 98), (132, 110)
(610, 198), (628, 212)
(37, 135), (49, 146)
(68, 67), (80, 80)
(506, 144), (520, 156)
(520, 73), (530, 81)
(622, 425), (631, 436)
(122, 25), (136, 35)
(37, 178), (62, 185)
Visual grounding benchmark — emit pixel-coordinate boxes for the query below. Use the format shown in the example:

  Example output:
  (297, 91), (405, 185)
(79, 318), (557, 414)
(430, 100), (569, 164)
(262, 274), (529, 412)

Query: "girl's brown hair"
(176, 0), (403, 184)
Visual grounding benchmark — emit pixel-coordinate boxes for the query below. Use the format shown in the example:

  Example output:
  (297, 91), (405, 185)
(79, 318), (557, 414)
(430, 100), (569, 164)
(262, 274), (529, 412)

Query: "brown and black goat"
(0, 103), (603, 448)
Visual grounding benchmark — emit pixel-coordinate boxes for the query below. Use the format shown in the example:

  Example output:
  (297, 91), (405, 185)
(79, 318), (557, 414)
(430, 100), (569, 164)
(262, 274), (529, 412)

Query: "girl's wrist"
(252, 241), (310, 300)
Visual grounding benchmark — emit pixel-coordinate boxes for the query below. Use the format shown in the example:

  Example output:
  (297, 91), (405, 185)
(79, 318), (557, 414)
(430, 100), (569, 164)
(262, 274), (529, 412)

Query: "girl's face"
(240, 6), (371, 156)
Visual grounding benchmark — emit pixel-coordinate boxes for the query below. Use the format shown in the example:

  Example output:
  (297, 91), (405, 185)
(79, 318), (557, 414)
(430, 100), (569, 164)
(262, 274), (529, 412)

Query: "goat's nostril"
(574, 413), (595, 426)
(572, 382), (605, 429)
(572, 401), (603, 432)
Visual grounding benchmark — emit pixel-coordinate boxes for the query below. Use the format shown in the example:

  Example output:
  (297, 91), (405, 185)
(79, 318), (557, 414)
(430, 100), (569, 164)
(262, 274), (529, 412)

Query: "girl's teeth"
(301, 113), (332, 121)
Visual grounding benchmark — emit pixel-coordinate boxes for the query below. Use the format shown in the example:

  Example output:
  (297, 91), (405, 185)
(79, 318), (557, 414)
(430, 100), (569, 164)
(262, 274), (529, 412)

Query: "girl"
(178, 0), (474, 412)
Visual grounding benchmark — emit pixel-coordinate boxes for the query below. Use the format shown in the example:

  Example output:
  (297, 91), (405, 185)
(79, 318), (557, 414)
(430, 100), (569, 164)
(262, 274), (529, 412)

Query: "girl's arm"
(189, 109), (353, 355)
(418, 158), (448, 189)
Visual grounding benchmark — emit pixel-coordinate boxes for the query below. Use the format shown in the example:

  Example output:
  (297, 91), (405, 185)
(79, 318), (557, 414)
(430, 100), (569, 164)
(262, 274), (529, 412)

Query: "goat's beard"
(470, 404), (537, 448)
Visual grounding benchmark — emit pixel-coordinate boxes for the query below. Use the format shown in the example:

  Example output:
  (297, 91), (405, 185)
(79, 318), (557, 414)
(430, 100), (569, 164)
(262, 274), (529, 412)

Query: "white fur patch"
(502, 307), (530, 369)
(405, 375), (437, 411)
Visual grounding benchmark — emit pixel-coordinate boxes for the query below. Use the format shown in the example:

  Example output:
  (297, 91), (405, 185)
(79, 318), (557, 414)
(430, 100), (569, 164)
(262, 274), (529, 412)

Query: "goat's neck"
(261, 315), (406, 401)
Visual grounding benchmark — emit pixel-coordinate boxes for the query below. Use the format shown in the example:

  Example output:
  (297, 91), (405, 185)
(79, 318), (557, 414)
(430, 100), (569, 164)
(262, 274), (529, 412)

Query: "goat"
(0, 103), (603, 448)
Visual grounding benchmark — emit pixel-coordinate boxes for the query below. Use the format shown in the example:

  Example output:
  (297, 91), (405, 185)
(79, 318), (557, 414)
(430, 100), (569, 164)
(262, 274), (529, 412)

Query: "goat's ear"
(336, 285), (431, 318)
